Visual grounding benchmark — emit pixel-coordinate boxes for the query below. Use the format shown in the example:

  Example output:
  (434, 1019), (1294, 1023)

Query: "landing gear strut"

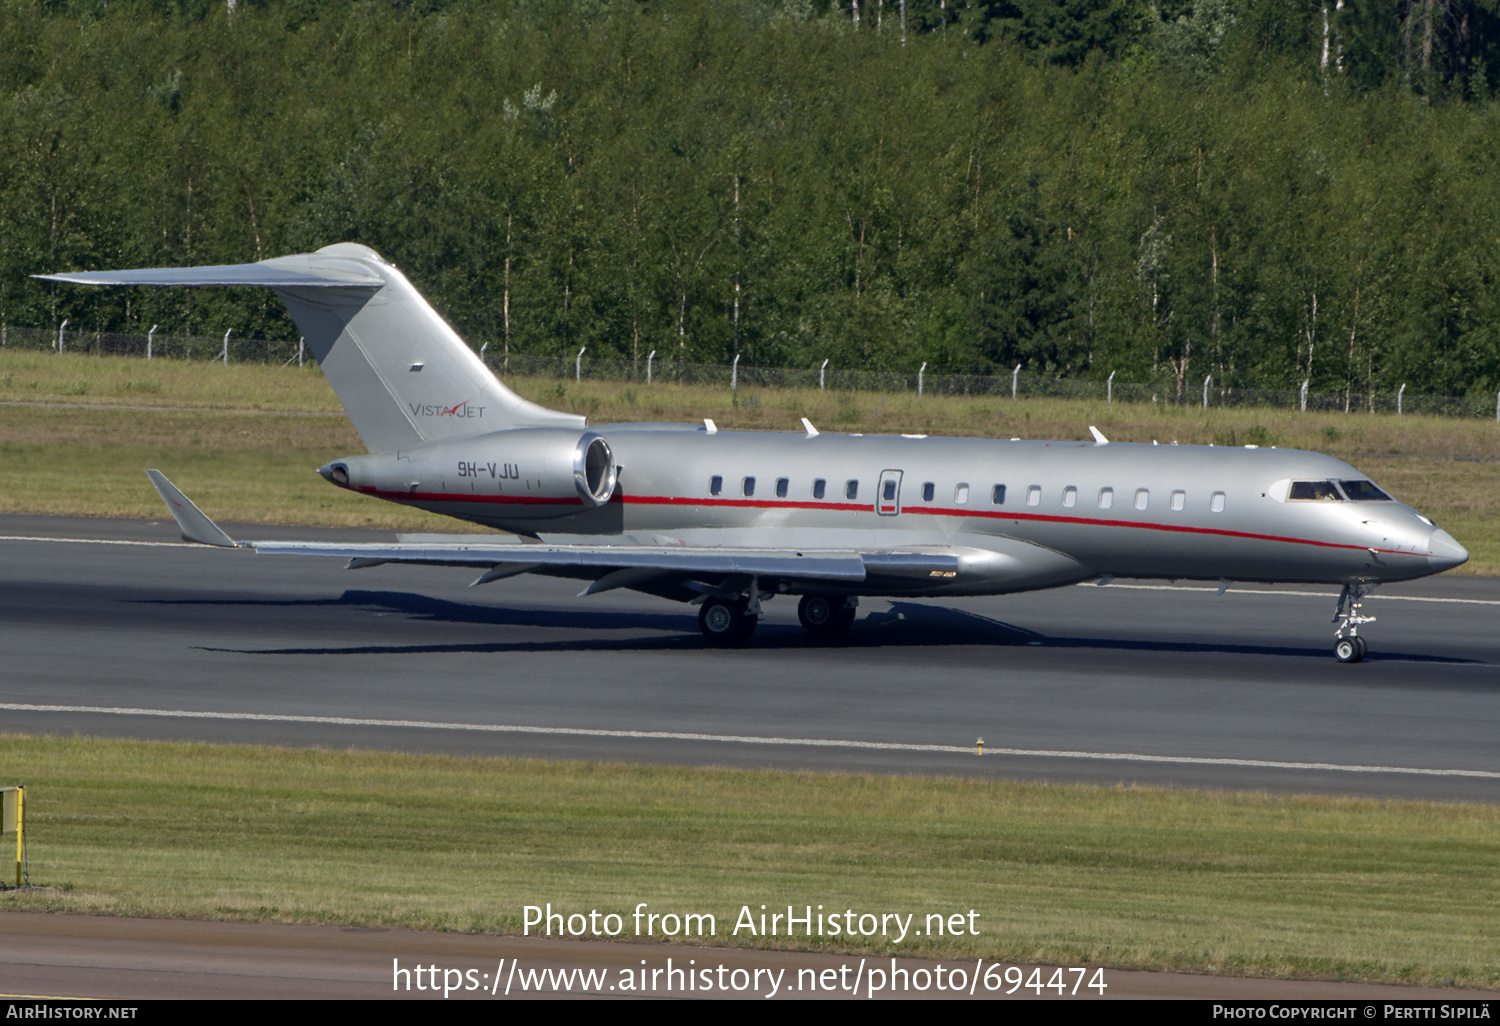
(797, 594), (857, 636)
(1332, 583), (1376, 663)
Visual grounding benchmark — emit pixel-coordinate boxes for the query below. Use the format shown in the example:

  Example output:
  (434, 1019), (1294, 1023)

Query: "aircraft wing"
(252, 538), (870, 577)
(146, 471), (956, 595)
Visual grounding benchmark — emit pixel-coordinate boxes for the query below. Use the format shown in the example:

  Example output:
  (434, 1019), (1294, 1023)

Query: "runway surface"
(3, 514), (1497, 802)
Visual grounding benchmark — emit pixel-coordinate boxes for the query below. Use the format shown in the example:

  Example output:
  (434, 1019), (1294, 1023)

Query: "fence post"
(1203, 374), (1211, 410)
(298, 337), (304, 368)
(1107, 370), (1115, 404)
(1012, 364), (1021, 400)
(647, 350), (656, 385)
(918, 362), (927, 397)
(1300, 380), (1308, 412)
(820, 358), (828, 391)
(221, 329), (232, 366)
(57, 319), (68, 354)
(147, 325), (157, 361)
(731, 353), (740, 391)
(1397, 383), (1405, 415)
(576, 346), (586, 382)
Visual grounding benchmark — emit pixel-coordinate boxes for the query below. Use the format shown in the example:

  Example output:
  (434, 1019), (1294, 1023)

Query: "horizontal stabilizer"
(145, 470), (237, 548)
(35, 264), (382, 289)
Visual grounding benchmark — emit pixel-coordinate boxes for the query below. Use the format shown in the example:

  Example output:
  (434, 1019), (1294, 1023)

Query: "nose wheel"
(1334, 635), (1367, 663)
(1332, 583), (1376, 662)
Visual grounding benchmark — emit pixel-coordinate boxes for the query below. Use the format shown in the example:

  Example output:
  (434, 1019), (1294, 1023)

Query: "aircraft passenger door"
(877, 469), (903, 516)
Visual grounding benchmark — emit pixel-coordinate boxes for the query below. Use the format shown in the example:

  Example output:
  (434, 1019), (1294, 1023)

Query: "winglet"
(801, 417), (820, 437)
(145, 471), (237, 547)
(1089, 426), (1109, 445)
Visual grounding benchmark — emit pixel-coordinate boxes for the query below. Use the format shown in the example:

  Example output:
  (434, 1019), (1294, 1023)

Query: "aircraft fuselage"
(322, 425), (1464, 598)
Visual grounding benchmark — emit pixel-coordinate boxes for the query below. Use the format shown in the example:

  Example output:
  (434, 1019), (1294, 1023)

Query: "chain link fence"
(489, 351), (1500, 420)
(5, 323), (1498, 420)
(1, 324), (310, 366)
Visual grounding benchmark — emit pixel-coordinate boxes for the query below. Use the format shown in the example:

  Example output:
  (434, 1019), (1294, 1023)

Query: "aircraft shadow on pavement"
(193, 590), (1048, 656)
(185, 591), (1485, 666)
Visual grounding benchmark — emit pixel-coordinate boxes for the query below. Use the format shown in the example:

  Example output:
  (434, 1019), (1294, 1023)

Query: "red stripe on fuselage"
(618, 494), (1406, 555)
(361, 487), (1406, 556)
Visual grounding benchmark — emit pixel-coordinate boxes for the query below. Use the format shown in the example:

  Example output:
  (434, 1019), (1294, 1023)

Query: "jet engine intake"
(573, 433), (618, 507)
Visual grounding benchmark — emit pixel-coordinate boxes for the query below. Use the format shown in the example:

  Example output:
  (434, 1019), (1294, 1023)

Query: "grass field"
(0, 736), (1496, 988)
(2, 350), (1497, 569)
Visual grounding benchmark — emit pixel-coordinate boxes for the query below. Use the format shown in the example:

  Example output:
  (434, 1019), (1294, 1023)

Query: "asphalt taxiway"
(2, 514), (1496, 802)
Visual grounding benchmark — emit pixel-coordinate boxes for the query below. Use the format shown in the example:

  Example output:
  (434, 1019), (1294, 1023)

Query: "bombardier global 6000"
(40, 244), (1469, 661)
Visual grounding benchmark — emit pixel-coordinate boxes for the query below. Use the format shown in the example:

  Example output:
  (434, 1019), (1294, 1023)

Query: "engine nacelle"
(319, 428), (618, 523)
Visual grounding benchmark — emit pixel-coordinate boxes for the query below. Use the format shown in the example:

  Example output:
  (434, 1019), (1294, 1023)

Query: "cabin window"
(1210, 491), (1226, 513)
(1289, 481), (1342, 501)
(776, 478), (789, 498)
(923, 482), (935, 502)
(882, 479), (898, 502)
(813, 479), (826, 500)
(1098, 487), (1113, 510)
(743, 477), (756, 497)
(846, 480), (859, 501)
(1062, 486), (1077, 508)
(1135, 488), (1149, 510)
(1026, 485), (1041, 507)
(954, 483), (970, 504)
(1171, 490), (1185, 511)
(991, 484), (1006, 505)
(1338, 480), (1392, 501)
(710, 475), (723, 496)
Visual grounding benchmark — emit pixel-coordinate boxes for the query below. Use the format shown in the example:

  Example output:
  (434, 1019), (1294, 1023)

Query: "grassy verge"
(0, 736), (1495, 987)
(2, 351), (1496, 568)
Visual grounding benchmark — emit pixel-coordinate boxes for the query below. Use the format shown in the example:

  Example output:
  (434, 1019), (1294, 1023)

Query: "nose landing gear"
(1332, 583), (1376, 662)
(1334, 635), (1367, 663)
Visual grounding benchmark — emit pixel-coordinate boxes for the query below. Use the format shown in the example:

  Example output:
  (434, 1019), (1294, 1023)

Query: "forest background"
(3, 0), (1500, 404)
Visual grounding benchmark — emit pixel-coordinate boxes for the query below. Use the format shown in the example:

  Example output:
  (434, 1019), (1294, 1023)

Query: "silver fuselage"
(329, 425), (1466, 597)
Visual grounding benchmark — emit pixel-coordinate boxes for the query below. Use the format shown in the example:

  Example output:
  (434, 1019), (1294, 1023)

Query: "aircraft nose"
(1427, 528), (1469, 572)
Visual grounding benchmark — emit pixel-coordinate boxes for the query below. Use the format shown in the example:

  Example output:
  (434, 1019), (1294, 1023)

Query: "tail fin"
(38, 243), (583, 453)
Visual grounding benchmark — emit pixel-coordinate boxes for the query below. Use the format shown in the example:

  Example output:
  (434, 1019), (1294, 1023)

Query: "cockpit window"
(1338, 479), (1392, 501)
(1288, 480), (1343, 501)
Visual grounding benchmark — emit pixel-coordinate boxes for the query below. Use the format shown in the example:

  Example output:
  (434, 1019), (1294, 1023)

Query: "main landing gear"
(1332, 582), (1376, 663)
(797, 594), (857, 636)
(698, 596), (758, 646)
(695, 589), (860, 646)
